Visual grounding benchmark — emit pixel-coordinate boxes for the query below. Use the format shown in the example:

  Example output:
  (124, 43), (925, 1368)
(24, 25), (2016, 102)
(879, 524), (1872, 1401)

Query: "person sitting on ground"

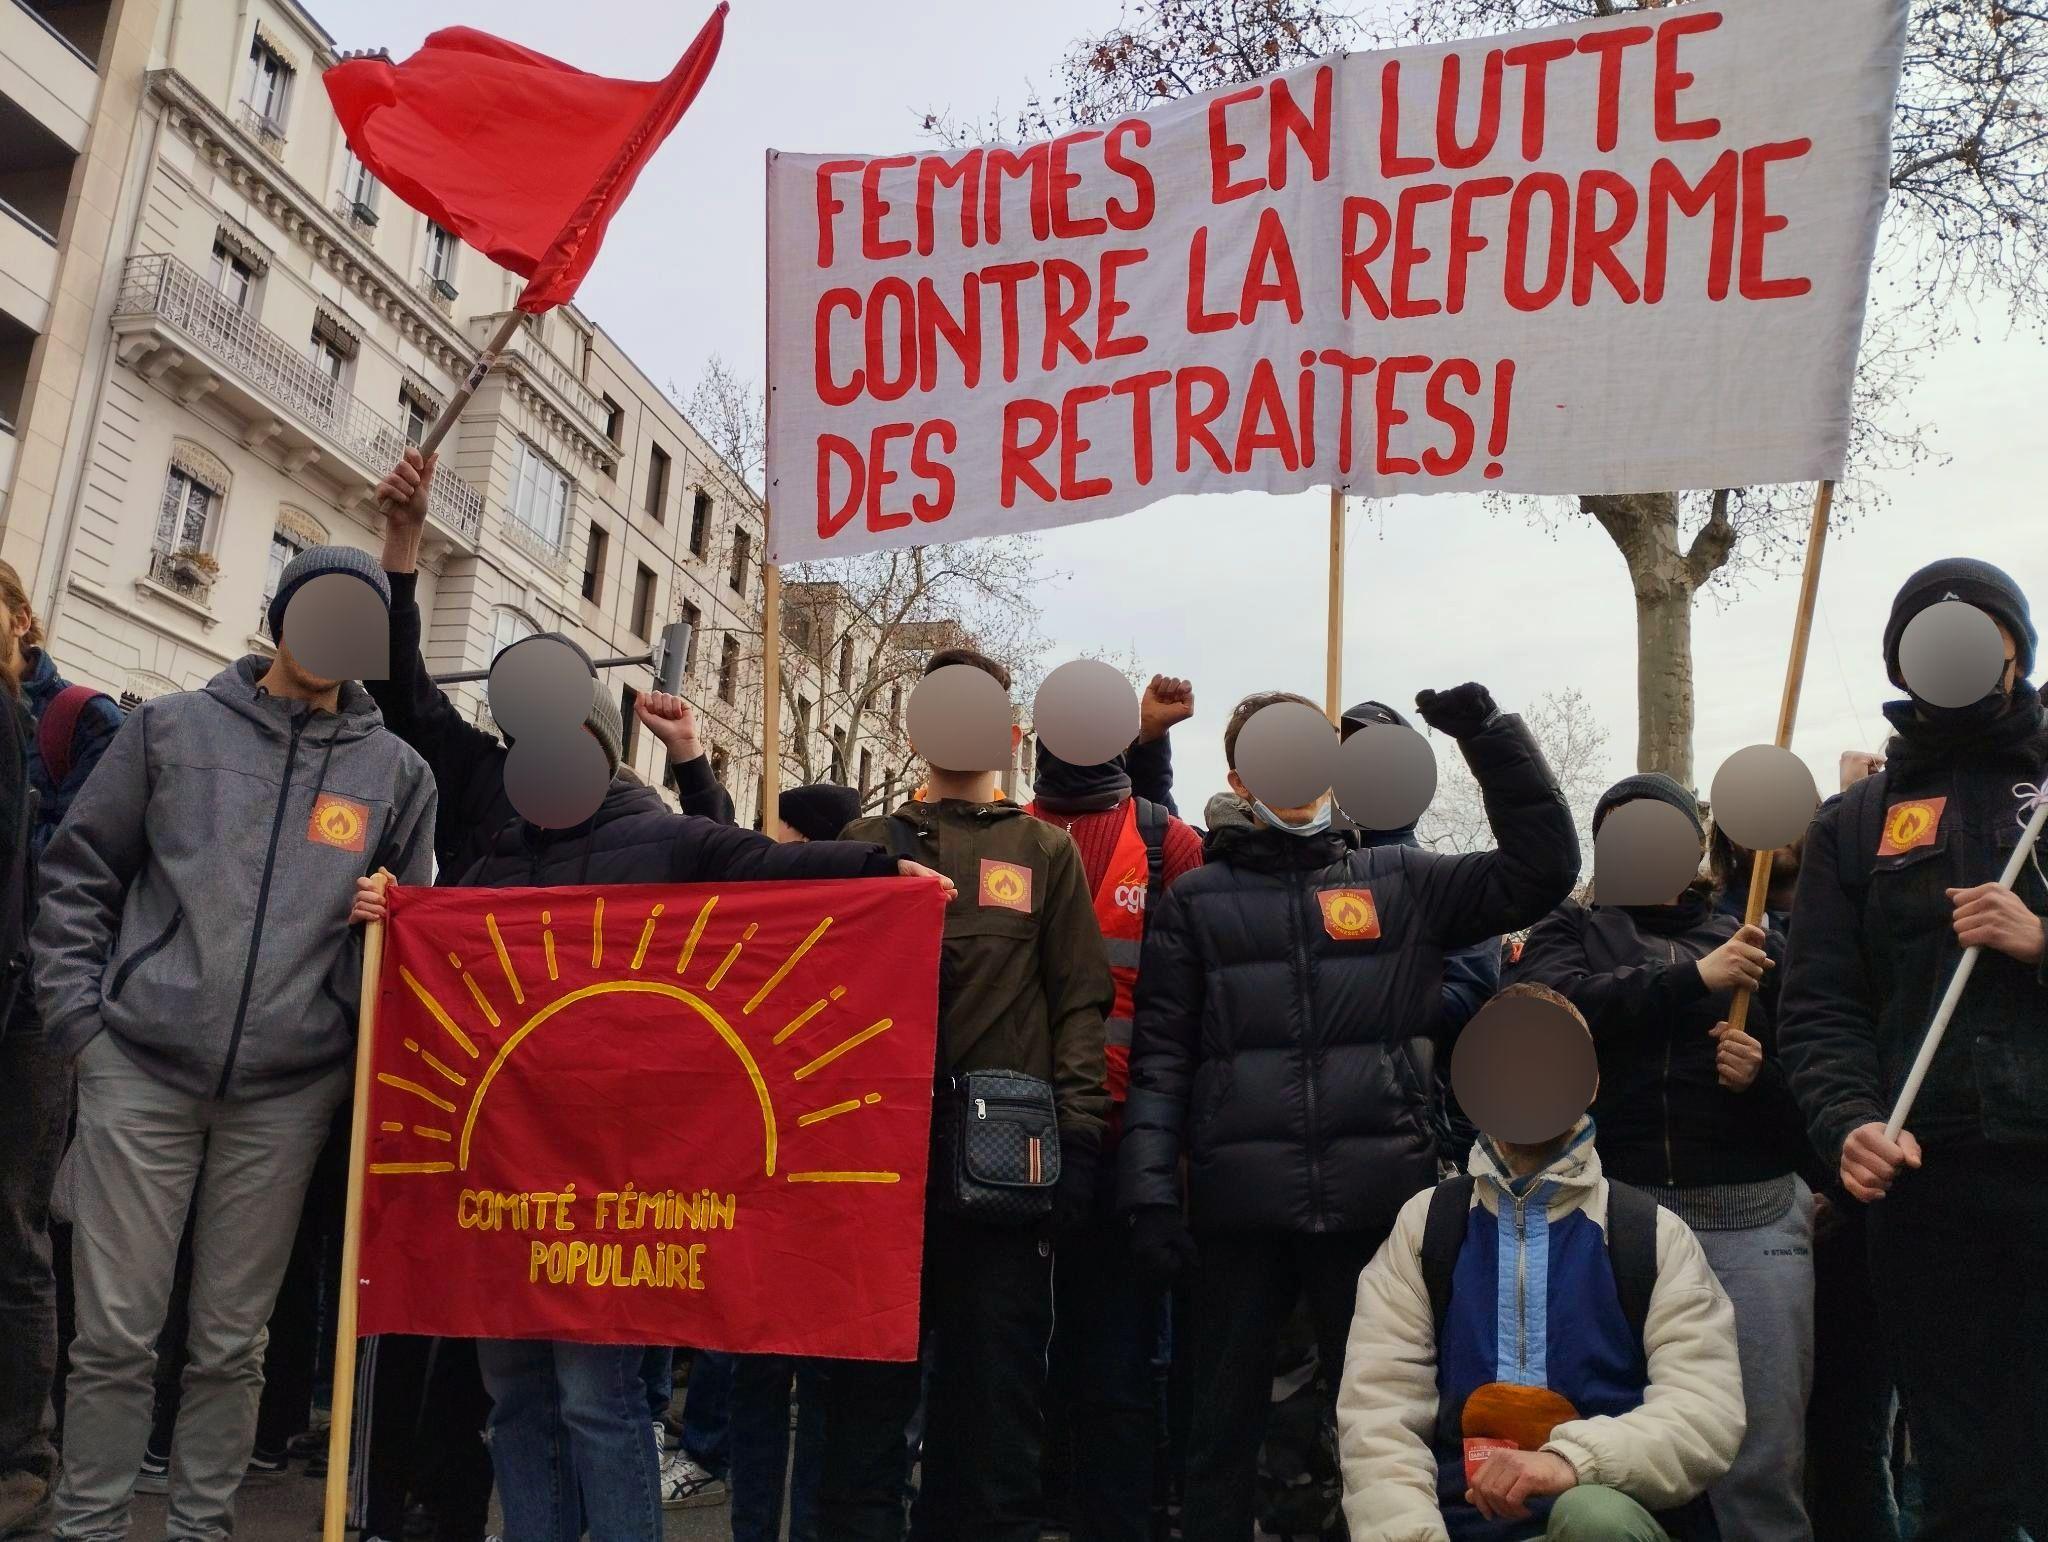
(1337, 983), (1745, 1542)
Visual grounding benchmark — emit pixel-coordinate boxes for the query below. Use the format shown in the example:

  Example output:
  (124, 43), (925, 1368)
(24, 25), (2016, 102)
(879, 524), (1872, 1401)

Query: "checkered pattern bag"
(932, 1069), (1060, 1223)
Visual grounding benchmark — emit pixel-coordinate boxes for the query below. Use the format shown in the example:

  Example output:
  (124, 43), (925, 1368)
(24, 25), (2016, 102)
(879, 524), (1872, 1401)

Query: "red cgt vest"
(1025, 797), (1155, 1102)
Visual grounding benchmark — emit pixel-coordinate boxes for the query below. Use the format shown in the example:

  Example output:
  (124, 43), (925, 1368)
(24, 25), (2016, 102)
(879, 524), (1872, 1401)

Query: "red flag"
(356, 878), (944, 1359)
(325, 6), (727, 313)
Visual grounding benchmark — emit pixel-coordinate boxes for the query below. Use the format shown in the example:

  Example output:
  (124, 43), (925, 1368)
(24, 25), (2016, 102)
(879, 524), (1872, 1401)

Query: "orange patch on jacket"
(1317, 888), (1380, 940)
(308, 793), (370, 853)
(1876, 797), (1945, 858)
(979, 859), (1033, 913)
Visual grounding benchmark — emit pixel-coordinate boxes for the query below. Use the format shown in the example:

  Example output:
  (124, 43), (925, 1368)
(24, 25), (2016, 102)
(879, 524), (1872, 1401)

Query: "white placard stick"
(1885, 791), (2048, 1140)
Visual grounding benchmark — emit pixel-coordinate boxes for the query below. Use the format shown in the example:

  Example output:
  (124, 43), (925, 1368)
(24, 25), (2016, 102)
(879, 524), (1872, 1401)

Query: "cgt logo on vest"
(1317, 887), (1381, 941)
(1111, 863), (1148, 917)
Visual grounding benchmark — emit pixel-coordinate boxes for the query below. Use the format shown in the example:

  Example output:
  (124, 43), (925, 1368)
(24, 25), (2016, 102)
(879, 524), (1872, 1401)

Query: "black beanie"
(1882, 558), (2035, 690)
(1341, 699), (1410, 737)
(778, 783), (861, 843)
(1593, 772), (1704, 840)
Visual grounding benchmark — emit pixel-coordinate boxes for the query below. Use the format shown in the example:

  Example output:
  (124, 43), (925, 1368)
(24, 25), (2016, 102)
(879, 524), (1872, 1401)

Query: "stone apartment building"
(0, 0), (921, 830)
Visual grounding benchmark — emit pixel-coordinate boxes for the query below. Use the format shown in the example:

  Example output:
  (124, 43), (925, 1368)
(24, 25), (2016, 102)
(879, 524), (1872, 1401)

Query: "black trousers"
(817, 1217), (1053, 1542)
(1044, 1158), (1165, 1542)
(1805, 1193), (1899, 1542)
(1866, 1141), (2048, 1542)
(1182, 1229), (1384, 1542)
(355, 1334), (495, 1542)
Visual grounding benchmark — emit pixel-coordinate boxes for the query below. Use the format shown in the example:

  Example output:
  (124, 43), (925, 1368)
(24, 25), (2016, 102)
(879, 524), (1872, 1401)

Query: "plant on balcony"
(171, 548), (220, 585)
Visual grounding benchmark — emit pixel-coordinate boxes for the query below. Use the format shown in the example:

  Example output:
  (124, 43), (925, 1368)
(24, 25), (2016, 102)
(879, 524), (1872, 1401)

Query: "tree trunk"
(1581, 490), (1736, 788)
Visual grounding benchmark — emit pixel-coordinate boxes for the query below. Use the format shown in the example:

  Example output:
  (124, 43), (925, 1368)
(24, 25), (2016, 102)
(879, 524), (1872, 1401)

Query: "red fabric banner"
(356, 878), (944, 1360)
(325, 5), (727, 312)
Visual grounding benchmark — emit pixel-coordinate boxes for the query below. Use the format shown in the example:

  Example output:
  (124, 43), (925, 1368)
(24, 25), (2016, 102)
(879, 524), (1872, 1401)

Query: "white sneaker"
(659, 1448), (727, 1509)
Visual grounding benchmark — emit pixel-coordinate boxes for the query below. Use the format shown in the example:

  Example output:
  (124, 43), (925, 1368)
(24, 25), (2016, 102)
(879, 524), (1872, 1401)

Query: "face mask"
(1252, 798), (1332, 837)
(1915, 683), (2012, 733)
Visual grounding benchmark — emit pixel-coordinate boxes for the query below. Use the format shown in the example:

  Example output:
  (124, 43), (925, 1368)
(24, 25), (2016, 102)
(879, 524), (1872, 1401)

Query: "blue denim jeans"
(476, 1340), (659, 1542)
(639, 1348), (674, 1424)
(729, 1356), (826, 1542)
(679, 1349), (733, 1477)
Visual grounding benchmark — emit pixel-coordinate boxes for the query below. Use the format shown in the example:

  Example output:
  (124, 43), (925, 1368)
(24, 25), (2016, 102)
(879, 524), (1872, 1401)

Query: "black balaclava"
(1032, 742), (1132, 814)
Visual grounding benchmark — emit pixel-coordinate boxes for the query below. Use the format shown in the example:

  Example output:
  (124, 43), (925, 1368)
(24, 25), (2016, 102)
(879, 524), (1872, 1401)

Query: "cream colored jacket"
(1335, 1136), (1745, 1542)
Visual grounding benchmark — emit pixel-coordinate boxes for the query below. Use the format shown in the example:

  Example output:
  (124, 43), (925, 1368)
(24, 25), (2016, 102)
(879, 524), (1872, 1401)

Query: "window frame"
(509, 440), (571, 552)
(718, 634), (740, 705)
(631, 562), (657, 640)
(245, 37), (293, 129)
(645, 443), (670, 521)
(689, 489), (712, 558)
(729, 529), (751, 597)
(581, 521), (609, 604)
(156, 467), (217, 555)
(208, 241), (255, 310)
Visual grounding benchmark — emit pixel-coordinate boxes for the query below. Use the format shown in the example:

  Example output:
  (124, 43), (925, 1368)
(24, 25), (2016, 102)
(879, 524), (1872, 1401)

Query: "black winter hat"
(1340, 699), (1410, 737)
(1882, 558), (2035, 690)
(1592, 772), (1704, 840)
(779, 783), (861, 843)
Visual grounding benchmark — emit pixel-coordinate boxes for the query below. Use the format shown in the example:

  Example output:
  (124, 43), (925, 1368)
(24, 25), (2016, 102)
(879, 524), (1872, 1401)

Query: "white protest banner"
(764, 0), (1905, 565)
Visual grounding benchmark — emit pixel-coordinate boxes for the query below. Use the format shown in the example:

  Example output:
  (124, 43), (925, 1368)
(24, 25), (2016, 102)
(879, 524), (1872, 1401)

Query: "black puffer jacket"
(1510, 888), (1814, 1189)
(1782, 691), (2048, 1160)
(1118, 711), (1579, 1235)
(460, 778), (895, 890)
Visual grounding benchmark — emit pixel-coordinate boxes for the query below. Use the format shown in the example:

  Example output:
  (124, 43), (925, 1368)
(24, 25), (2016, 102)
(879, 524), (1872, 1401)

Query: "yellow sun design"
(369, 894), (904, 1187)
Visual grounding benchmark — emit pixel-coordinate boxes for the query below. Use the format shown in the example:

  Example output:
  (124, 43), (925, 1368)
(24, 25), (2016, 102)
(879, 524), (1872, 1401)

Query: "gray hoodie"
(34, 656), (435, 1099)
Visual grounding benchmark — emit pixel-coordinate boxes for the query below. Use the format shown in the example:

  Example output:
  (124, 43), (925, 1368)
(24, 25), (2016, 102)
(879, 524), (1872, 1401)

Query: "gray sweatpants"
(51, 1031), (348, 1542)
(1697, 1178), (1817, 1542)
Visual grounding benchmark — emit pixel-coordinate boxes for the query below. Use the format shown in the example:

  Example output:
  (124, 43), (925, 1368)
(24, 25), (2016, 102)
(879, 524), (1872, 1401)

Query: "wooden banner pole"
(760, 558), (784, 826)
(371, 309), (523, 513)
(323, 871), (392, 1542)
(1726, 480), (1834, 1036)
(1326, 486), (1346, 724)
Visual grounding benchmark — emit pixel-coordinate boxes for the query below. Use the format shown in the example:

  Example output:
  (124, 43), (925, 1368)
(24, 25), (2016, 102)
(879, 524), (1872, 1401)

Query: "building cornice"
(148, 68), (475, 381)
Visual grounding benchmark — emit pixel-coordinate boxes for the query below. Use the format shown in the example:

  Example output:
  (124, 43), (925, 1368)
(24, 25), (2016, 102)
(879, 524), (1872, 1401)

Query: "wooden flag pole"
(323, 871), (391, 1542)
(1725, 481), (1835, 1036)
(760, 558), (784, 825)
(1326, 486), (1346, 723)
(372, 310), (523, 510)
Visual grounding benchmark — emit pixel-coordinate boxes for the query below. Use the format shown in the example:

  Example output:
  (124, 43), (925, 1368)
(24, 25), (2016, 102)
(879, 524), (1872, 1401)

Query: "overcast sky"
(332, 0), (2048, 816)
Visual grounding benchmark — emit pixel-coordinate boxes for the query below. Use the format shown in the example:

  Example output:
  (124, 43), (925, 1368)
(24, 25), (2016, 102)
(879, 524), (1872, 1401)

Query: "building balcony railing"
(236, 101), (287, 159)
(111, 254), (484, 544)
(501, 511), (574, 576)
(147, 549), (215, 603)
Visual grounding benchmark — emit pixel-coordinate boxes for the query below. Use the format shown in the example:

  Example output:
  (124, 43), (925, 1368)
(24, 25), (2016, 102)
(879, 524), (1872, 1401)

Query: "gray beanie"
(268, 544), (391, 642)
(585, 675), (624, 775)
(1593, 772), (1704, 840)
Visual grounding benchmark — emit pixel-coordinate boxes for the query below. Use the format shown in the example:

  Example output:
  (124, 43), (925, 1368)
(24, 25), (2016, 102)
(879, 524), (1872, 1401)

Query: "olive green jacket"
(846, 798), (1112, 1144)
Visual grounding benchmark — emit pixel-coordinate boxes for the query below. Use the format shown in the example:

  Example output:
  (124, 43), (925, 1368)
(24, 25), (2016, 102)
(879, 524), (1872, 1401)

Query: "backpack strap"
(880, 813), (921, 862)
(1134, 795), (1169, 925)
(1830, 773), (1890, 900)
(36, 684), (111, 787)
(1420, 1177), (1476, 1346)
(1602, 1179), (1662, 1349)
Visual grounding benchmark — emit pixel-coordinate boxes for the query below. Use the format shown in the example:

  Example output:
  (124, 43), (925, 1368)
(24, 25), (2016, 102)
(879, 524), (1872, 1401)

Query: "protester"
(1780, 558), (2048, 1542)
(1024, 681), (1204, 1542)
(0, 638), (46, 1535)
(1342, 699), (1501, 1170)
(350, 1333), (494, 1542)
(1118, 682), (1580, 1542)
(0, 563), (120, 1535)
(1776, 758), (1900, 1542)
(829, 646), (1113, 1542)
(706, 788), (863, 1540)
(1510, 773), (1816, 1540)
(32, 550), (437, 1541)
(372, 449), (731, 880)
(1337, 984), (1745, 1541)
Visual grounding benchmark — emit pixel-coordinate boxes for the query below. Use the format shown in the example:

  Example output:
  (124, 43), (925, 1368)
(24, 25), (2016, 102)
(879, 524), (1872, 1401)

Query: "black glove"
(1414, 682), (1499, 740)
(1053, 1138), (1099, 1237)
(1126, 1204), (1198, 1287)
